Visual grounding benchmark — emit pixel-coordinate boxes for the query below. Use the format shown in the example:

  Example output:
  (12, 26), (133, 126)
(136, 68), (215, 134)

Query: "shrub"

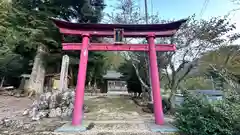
(174, 91), (240, 135)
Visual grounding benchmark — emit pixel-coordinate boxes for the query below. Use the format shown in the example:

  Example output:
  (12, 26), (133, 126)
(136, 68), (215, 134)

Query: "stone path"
(57, 96), (177, 134)
(83, 96), (143, 120)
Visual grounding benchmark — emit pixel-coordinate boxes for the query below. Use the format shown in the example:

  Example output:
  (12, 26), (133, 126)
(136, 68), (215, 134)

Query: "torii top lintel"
(51, 18), (187, 38)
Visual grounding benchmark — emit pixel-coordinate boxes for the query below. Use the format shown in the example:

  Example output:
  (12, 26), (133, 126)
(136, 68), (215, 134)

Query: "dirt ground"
(0, 95), (33, 119)
(0, 94), (176, 135)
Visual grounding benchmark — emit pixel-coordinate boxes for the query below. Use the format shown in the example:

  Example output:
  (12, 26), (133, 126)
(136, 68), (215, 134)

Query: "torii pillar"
(72, 34), (90, 125)
(147, 34), (164, 124)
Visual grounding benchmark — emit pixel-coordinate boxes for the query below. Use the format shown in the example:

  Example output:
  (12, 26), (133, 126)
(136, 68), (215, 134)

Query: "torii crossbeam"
(51, 18), (187, 126)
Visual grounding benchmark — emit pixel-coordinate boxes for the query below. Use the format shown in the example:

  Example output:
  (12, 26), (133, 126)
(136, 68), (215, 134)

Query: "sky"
(102, 0), (240, 40)
(103, 0), (239, 20)
(101, 0), (240, 68)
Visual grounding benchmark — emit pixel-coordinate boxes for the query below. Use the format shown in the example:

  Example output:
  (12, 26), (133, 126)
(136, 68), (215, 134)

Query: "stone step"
(54, 121), (179, 135)
(22, 131), (169, 135)
(83, 120), (149, 124)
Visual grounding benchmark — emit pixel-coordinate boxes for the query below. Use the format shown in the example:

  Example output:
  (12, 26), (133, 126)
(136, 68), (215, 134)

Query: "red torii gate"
(51, 18), (187, 126)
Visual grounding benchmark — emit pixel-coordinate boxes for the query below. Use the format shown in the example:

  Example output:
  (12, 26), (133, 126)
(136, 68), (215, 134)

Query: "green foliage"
(118, 60), (142, 94)
(159, 16), (239, 94)
(0, 53), (28, 78)
(200, 45), (240, 90)
(9, 0), (105, 58)
(118, 60), (133, 80)
(12, 0), (105, 23)
(86, 52), (109, 87)
(207, 70), (225, 90)
(0, 0), (106, 85)
(180, 77), (213, 90)
(0, 1), (15, 53)
(175, 92), (240, 135)
(104, 52), (125, 70)
(10, 2), (61, 57)
(0, 1), (31, 79)
(200, 45), (240, 76)
(0, 0), (60, 59)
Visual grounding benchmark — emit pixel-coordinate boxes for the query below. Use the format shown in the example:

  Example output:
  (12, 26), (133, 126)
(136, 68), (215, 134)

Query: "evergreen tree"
(86, 52), (109, 88)
(0, 0), (106, 93)
(0, 0), (30, 86)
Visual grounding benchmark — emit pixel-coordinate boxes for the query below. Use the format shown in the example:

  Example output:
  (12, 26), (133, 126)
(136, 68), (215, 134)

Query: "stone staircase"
(53, 120), (179, 135)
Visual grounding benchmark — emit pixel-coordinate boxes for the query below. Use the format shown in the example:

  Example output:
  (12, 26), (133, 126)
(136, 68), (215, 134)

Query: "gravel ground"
(0, 95), (177, 135)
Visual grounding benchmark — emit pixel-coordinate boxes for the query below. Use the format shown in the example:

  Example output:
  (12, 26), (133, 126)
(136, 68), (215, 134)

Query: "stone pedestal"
(55, 123), (86, 132)
(147, 122), (178, 133)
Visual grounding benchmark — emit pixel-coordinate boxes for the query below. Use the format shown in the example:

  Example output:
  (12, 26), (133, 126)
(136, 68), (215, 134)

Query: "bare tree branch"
(132, 62), (150, 90)
(120, 51), (150, 90)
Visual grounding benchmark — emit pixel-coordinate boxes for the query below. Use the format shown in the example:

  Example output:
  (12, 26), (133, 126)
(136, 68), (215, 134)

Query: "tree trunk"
(69, 66), (74, 87)
(142, 85), (149, 101)
(26, 45), (46, 95)
(87, 81), (91, 88)
(93, 78), (97, 89)
(87, 74), (92, 89)
(168, 88), (177, 114)
(0, 76), (5, 88)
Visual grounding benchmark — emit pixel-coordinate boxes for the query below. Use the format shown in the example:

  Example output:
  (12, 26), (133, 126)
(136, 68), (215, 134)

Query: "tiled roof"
(103, 70), (123, 79)
(51, 18), (187, 34)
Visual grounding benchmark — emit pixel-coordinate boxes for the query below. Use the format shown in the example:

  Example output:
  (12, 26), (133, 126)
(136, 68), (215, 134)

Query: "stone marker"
(60, 55), (70, 91)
